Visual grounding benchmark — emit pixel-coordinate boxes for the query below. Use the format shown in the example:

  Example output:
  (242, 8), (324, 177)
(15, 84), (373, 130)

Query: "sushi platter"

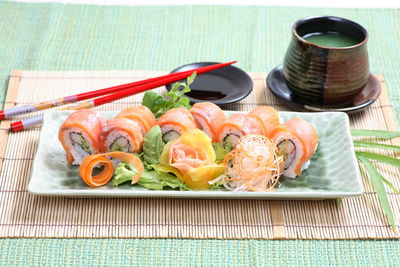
(28, 109), (363, 199)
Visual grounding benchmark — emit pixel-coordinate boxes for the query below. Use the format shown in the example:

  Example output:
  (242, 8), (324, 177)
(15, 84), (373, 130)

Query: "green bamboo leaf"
(351, 129), (400, 139)
(356, 155), (397, 229)
(356, 151), (400, 168)
(353, 141), (400, 152)
(381, 176), (400, 195)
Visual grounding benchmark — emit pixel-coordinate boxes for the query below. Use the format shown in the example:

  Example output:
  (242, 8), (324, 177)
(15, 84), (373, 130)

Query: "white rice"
(160, 124), (184, 142)
(301, 160), (310, 171)
(61, 128), (97, 165)
(104, 130), (134, 152)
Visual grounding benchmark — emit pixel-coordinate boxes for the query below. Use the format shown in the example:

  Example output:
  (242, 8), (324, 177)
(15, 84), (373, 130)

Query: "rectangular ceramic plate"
(28, 111), (363, 199)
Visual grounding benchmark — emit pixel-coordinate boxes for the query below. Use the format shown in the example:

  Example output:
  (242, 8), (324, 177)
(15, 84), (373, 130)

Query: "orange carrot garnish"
(79, 151), (144, 188)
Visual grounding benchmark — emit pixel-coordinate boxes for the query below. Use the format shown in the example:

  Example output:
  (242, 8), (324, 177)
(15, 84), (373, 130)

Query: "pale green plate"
(28, 111), (363, 199)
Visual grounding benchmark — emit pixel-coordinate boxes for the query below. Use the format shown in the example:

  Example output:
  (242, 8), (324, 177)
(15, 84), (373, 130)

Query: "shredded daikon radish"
(222, 134), (284, 192)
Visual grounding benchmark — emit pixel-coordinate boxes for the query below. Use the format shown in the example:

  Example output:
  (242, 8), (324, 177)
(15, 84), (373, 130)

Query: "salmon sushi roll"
(270, 118), (318, 178)
(156, 108), (197, 143)
(190, 102), (227, 142)
(216, 113), (264, 147)
(248, 106), (280, 138)
(100, 118), (143, 153)
(115, 106), (156, 135)
(285, 118), (318, 159)
(58, 109), (105, 165)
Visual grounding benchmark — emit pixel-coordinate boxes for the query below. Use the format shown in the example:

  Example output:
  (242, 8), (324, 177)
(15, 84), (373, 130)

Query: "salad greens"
(111, 125), (229, 191)
(143, 125), (165, 165)
(112, 125), (189, 191)
(212, 142), (232, 164)
(210, 178), (224, 190)
(138, 170), (189, 191)
(142, 72), (196, 118)
(112, 162), (139, 186)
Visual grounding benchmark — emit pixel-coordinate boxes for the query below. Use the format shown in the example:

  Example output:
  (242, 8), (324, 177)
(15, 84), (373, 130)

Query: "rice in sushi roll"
(58, 109), (105, 165)
(156, 108), (197, 143)
(100, 118), (143, 153)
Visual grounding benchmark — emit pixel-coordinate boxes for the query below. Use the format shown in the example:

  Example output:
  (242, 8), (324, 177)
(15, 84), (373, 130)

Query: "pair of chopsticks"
(1, 61), (236, 132)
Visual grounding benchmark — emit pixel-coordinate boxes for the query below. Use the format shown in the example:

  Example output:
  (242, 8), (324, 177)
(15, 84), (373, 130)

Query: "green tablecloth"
(0, 239), (399, 266)
(0, 1), (399, 265)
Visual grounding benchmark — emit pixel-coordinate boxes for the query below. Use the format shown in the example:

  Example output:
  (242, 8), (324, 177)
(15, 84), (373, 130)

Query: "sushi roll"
(285, 118), (318, 158)
(248, 106), (280, 138)
(270, 118), (318, 178)
(58, 109), (105, 165)
(216, 113), (264, 148)
(190, 102), (227, 142)
(100, 118), (143, 153)
(115, 106), (156, 135)
(156, 108), (197, 143)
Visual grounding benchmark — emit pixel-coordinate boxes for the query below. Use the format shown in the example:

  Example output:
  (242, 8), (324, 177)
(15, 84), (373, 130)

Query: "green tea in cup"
(303, 32), (359, 48)
(283, 16), (369, 106)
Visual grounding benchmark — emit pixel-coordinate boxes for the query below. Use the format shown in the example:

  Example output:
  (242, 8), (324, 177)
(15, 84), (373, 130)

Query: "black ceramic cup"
(283, 16), (369, 106)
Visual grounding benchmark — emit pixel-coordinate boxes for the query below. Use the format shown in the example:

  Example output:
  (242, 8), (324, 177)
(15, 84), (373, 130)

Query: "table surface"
(11, 0), (400, 8)
(0, 1), (400, 266)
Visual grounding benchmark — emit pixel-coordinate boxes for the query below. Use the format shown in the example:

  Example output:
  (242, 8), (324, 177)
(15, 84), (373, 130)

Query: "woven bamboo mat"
(0, 70), (399, 239)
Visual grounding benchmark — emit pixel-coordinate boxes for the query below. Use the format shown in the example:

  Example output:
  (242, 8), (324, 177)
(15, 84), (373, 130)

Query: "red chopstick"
(10, 61), (237, 132)
(1, 61), (236, 120)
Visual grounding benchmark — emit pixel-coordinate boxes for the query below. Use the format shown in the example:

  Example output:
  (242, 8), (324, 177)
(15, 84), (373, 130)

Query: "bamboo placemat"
(0, 70), (399, 239)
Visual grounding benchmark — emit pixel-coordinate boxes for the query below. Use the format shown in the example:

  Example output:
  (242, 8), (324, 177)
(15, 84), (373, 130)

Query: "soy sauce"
(186, 89), (227, 100)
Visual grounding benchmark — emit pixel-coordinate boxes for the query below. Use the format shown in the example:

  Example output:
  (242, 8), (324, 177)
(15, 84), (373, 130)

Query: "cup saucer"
(266, 65), (381, 113)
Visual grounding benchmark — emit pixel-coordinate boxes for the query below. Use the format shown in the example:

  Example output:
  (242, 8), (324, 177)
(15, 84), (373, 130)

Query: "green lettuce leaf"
(112, 162), (188, 190)
(138, 170), (189, 191)
(112, 162), (138, 186)
(143, 125), (165, 166)
(142, 72), (196, 118)
(158, 172), (189, 190)
(137, 170), (164, 190)
(210, 180), (223, 190)
(142, 91), (168, 118)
